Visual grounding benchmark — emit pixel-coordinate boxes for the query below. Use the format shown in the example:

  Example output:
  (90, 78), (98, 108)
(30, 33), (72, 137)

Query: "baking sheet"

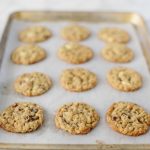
(0, 20), (150, 144)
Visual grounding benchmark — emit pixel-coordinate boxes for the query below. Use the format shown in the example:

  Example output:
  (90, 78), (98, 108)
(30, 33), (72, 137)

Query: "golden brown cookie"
(11, 45), (46, 65)
(101, 43), (134, 63)
(107, 67), (142, 92)
(14, 72), (52, 96)
(58, 42), (93, 64)
(60, 68), (97, 92)
(0, 102), (44, 133)
(61, 24), (90, 41)
(55, 102), (100, 134)
(19, 26), (52, 43)
(106, 101), (150, 136)
(99, 28), (130, 43)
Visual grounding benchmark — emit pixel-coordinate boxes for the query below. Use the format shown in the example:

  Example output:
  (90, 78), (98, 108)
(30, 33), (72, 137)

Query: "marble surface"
(0, 0), (150, 39)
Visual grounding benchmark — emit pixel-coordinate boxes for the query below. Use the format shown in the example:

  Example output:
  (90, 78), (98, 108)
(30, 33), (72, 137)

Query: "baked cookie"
(99, 28), (130, 43)
(55, 102), (100, 134)
(0, 102), (44, 133)
(58, 42), (93, 64)
(14, 72), (52, 96)
(101, 43), (134, 63)
(106, 101), (150, 136)
(11, 45), (46, 65)
(61, 24), (90, 41)
(107, 67), (142, 92)
(19, 26), (52, 43)
(60, 68), (97, 92)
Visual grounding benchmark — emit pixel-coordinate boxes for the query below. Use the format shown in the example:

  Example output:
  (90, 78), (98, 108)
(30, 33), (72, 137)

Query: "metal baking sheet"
(0, 11), (150, 150)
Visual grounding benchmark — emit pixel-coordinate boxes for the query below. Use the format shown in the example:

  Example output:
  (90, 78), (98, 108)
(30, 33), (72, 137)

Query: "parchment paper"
(0, 20), (150, 144)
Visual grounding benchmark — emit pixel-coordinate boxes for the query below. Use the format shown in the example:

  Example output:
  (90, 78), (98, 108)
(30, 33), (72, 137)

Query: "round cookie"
(99, 28), (130, 43)
(60, 68), (97, 92)
(107, 67), (142, 92)
(14, 72), (52, 96)
(106, 101), (150, 136)
(101, 43), (134, 63)
(55, 102), (100, 134)
(11, 45), (46, 65)
(19, 26), (52, 43)
(0, 102), (44, 133)
(61, 24), (90, 41)
(58, 42), (93, 64)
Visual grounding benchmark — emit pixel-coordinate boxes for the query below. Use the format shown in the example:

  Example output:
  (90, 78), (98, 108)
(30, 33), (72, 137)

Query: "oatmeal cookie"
(0, 102), (44, 133)
(106, 101), (150, 136)
(55, 102), (100, 134)
(61, 24), (90, 41)
(58, 42), (93, 64)
(19, 26), (51, 43)
(60, 68), (97, 92)
(14, 72), (52, 96)
(101, 43), (134, 63)
(11, 45), (46, 65)
(107, 67), (142, 92)
(99, 27), (130, 43)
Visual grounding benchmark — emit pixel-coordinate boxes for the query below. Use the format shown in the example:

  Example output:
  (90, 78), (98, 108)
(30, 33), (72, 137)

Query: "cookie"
(60, 68), (97, 92)
(101, 43), (134, 63)
(99, 28), (130, 43)
(55, 102), (100, 134)
(106, 101), (150, 136)
(19, 26), (52, 43)
(14, 72), (52, 96)
(107, 67), (142, 92)
(11, 45), (46, 65)
(61, 24), (90, 41)
(0, 102), (44, 133)
(58, 42), (93, 64)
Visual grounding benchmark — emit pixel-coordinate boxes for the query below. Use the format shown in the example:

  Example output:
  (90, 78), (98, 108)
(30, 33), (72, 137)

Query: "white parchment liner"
(0, 20), (150, 144)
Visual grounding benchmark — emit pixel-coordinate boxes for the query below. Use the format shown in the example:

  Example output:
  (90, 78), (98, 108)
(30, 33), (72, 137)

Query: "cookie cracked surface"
(60, 68), (97, 92)
(0, 102), (44, 133)
(11, 45), (46, 65)
(106, 101), (150, 136)
(107, 67), (142, 92)
(61, 24), (90, 41)
(55, 102), (100, 134)
(58, 42), (93, 64)
(14, 72), (52, 96)
(101, 43), (134, 63)
(19, 26), (51, 43)
(99, 28), (130, 43)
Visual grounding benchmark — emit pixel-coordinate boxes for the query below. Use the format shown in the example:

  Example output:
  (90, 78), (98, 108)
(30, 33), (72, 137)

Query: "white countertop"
(0, 0), (150, 38)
